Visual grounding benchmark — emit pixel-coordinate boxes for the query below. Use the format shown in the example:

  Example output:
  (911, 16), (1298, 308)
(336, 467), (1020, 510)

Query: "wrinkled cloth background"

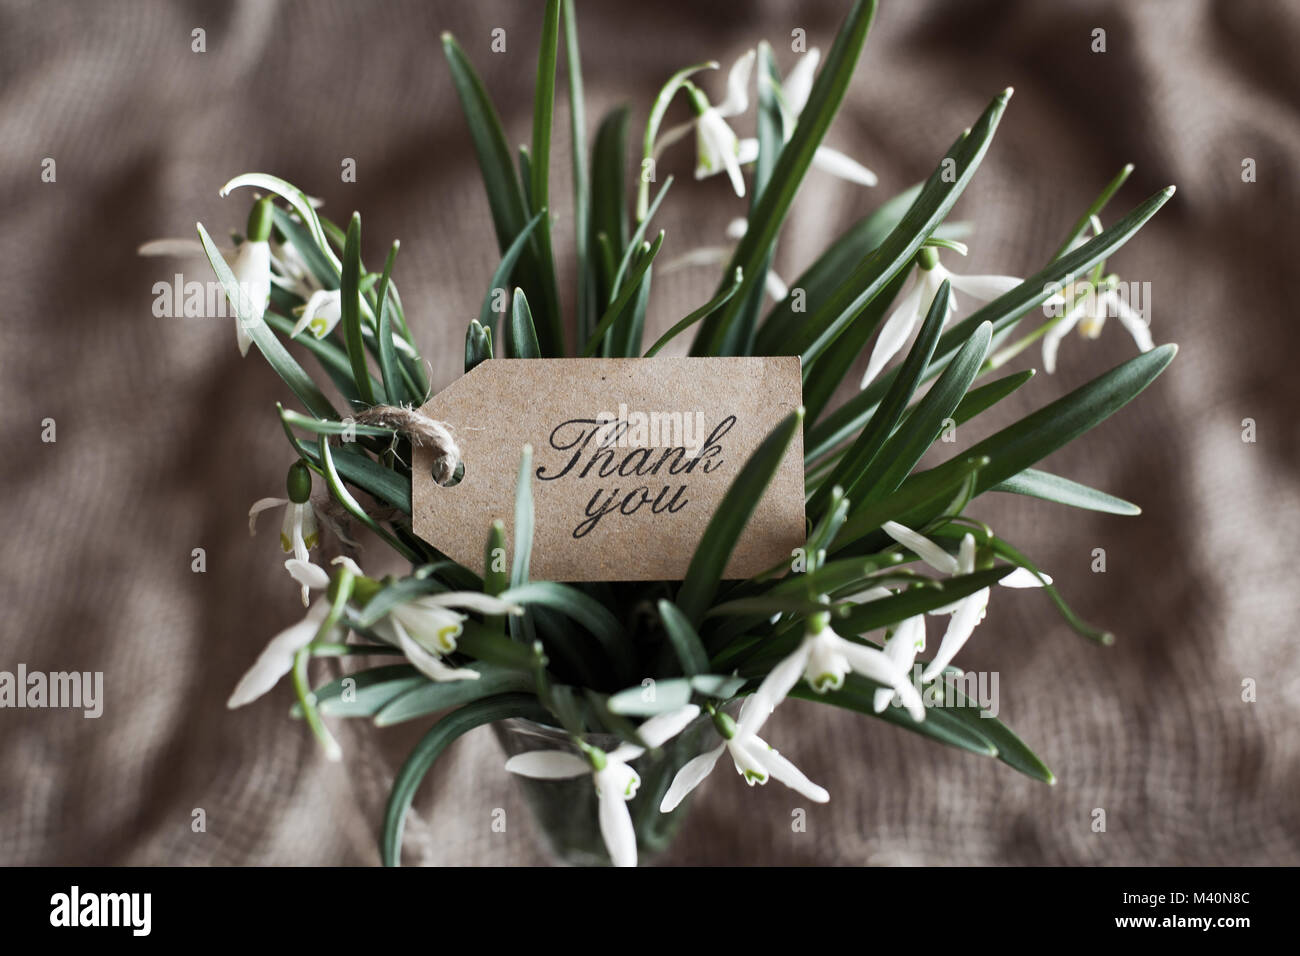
(2, 0), (1297, 866)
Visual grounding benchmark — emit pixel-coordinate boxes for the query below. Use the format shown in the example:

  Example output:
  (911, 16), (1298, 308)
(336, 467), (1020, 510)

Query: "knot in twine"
(353, 405), (460, 485)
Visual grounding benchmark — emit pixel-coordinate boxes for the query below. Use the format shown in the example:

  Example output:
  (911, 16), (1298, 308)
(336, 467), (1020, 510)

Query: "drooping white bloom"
(735, 47), (877, 187)
(290, 289), (343, 340)
(228, 238), (272, 357)
(1041, 275), (1154, 374)
(744, 611), (926, 730)
(249, 496), (323, 606)
(655, 50), (755, 198)
(660, 697), (828, 811)
(862, 249), (1021, 387)
(374, 592), (524, 683)
(227, 598), (333, 709)
(660, 217), (788, 301)
(881, 521), (1049, 681)
(873, 614), (928, 714)
(505, 706), (701, 867)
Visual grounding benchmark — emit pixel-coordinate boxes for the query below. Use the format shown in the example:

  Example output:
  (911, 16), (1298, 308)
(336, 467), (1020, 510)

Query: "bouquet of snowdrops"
(149, 0), (1175, 866)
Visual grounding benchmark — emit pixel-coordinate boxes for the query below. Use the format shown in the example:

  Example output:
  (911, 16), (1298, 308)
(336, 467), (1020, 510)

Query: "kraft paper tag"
(411, 357), (805, 582)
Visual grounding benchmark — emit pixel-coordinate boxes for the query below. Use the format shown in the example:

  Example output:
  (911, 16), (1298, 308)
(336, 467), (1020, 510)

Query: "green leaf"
(937, 690), (1056, 783)
(279, 418), (409, 513)
(562, 0), (592, 340)
(657, 599), (710, 676)
(610, 176), (672, 301)
(316, 436), (420, 563)
(441, 33), (530, 257)
(381, 693), (548, 866)
(589, 106), (631, 323)
(862, 320), (992, 503)
(991, 467), (1141, 515)
(375, 663), (537, 726)
(196, 224), (338, 420)
(457, 620), (543, 670)
(677, 407), (804, 624)
(607, 679), (693, 715)
(950, 368), (1035, 426)
(374, 240), (402, 405)
(465, 319), (493, 372)
(581, 230), (664, 356)
(790, 675), (998, 757)
(526, 0), (566, 355)
(643, 268), (744, 357)
(292, 664), (425, 718)
(934, 345), (1177, 498)
(692, 0), (879, 355)
(506, 288), (542, 359)
(340, 213), (377, 406)
(265, 311), (369, 406)
(269, 205), (338, 290)
(812, 280), (951, 516)
(498, 581), (626, 660)
(478, 209), (546, 338)
(831, 455), (987, 553)
(1053, 163), (1133, 259)
(757, 183), (920, 356)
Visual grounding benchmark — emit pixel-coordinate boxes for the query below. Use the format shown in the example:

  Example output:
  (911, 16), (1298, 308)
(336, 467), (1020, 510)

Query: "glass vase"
(491, 709), (719, 867)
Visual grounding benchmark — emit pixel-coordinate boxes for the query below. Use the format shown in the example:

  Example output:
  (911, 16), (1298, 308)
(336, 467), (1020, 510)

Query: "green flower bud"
(917, 246), (941, 271)
(286, 460), (313, 503)
(246, 197), (274, 243)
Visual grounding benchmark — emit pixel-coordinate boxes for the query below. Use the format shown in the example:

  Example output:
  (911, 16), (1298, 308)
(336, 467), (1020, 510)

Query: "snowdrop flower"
(735, 47), (877, 187)
(226, 198), (275, 356)
(661, 217), (788, 300)
(655, 50), (755, 198)
(873, 615), (928, 714)
(249, 461), (324, 606)
(374, 591), (524, 683)
(1042, 273), (1154, 374)
(227, 599), (332, 709)
(660, 698), (828, 811)
(862, 246), (1021, 388)
(290, 289), (343, 339)
(745, 610), (926, 728)
(505, 706), (700, 867)
(881, 521), (1049, 681)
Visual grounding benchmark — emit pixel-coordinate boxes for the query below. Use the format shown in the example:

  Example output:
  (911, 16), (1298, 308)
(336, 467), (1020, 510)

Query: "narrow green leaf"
(317, 436), (420, 562)
(581, 231), (664, 356)
(862, 321), (992, 502)
(991, 467), (1141, 515)
(375, 663), (537, 726)
(1053, 163), (1134, 259)
(221, 173), (340, 270)
(340, 213), (377, 406)
(812, 281), (951, 516)
(507, 288), (542, 358)
(381, 693), (548, 866)
(374, 241), (402, 405)
(637, 59), (718, 221)
(590, 106), (631, 324)
(196, 224), (338, 420)
(610, 176), (672, 300)
(657, 599), (710, 676)
(478, 209), (546, 338)
(677, 408), (804, 623)
(511, 444), (534, 586)
(562, 0), (592, 340)
(498, 581), (625, 659)
(831, 456), (987, 553)
(301, 665), (425, 718)
(465, 319), (493, 372)
(643, 268), (744, 357)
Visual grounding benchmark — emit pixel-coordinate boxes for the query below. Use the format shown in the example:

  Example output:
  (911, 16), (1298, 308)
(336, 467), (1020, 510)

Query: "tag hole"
(438, 460), (465, 487)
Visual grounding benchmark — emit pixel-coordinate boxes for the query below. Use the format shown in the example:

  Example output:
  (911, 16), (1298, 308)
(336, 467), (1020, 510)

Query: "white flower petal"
(660, 246), (732, 274)
(137, 237), (207, 257)
(999, 567), (1051, 588)
(759, 740), (830, 803)
(881, 521), (960, 574)
(812, 145), (878, 186)
(736, 136), (760, 166)
(598, 789), (639, 867)
(503, 750), (590, 779)
(660, 743), (725, 812)
(1041, 303), (1086, 374)
(764, 269), (789, 302)
(958, 533), (977, 575)
(295, 289), (342, 339)
(394, 619), (479, 683)
(248, 497), (286, 535)
(635, 704), (701, 749)
(947, 272), (1021, 302)
(285, 558), (329, 592)
(921, 589), (989, 681)
(695, 110), (746, 197)
(227, 601), (328, 708)
(739, 641), (812, 737)
(422, 591), (524, 616)
(834, 635), (906, 689)
(861, 272), (923, 387)
(782, 47), (820, 119)
(1111, 293), (1155, 352)
(716, 48), (755, 117)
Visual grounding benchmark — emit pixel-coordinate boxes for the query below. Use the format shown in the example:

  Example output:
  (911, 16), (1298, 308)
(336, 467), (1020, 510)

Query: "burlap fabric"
(2, 0), (1296, 865)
